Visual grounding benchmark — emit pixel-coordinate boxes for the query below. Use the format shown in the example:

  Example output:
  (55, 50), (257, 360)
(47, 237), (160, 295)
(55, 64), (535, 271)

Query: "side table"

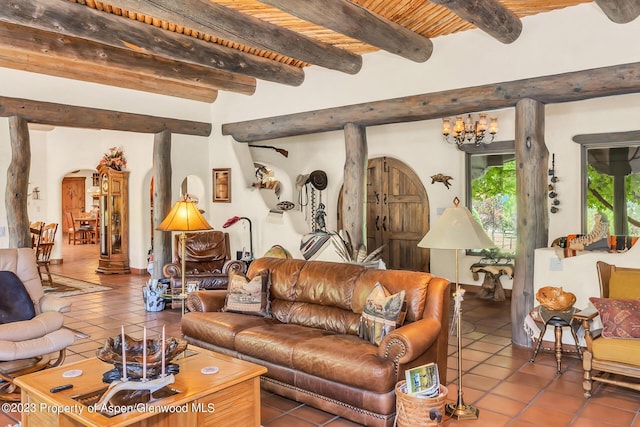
(529, 306), (583, 374)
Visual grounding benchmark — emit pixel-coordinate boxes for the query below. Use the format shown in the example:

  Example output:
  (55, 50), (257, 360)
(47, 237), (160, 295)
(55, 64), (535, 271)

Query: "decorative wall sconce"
(442, 114), (498, 147)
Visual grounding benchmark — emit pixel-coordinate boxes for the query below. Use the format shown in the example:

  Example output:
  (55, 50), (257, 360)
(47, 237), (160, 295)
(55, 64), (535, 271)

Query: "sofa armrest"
(39, 294), (72, 313)
(185, 290), (227, 312)
(162, 262), (181, 279)
(378, 318), (441, 364)
(222, 260), (246, 275)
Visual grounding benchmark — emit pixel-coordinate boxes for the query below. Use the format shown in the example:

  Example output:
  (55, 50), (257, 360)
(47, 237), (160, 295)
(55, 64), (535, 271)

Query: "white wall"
(208, 3), (640, 287)
(1, 3), (640, 281)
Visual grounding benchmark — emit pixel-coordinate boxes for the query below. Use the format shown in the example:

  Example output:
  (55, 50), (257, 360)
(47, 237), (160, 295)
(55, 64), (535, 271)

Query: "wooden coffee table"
(14, 346), (267, 427)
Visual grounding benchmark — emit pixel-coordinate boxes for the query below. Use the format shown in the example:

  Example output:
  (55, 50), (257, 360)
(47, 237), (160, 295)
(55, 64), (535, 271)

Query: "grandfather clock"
(96, 165), (130, 274)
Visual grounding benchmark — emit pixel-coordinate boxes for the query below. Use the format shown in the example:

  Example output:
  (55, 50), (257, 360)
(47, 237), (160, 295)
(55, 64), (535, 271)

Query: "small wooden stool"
(529, 306), (583, 374)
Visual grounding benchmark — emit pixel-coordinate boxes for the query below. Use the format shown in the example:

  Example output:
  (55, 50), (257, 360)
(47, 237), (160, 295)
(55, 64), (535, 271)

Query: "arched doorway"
(339, 157), (430, 272)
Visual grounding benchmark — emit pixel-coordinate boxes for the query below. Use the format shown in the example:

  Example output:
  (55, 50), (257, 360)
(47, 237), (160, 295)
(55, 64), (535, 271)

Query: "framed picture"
(212, 168), (231, 203)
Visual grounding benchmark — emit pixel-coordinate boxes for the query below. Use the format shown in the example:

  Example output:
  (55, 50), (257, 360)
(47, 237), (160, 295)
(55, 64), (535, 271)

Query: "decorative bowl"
(535, 286), (576, 311)
(96, 334), (187, 381)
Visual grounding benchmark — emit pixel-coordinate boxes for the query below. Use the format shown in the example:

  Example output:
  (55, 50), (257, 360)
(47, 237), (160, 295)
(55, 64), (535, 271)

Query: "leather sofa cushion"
(181, 311), (273, 349)
(0, 271), (36, 324)
(271, 300), (361, 335)
(236, 324), (395, 393)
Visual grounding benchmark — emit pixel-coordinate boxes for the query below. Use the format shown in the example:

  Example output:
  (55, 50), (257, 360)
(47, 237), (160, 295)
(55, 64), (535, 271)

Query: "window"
(582, 144), (640, 237)
(464, 143), (517, 254)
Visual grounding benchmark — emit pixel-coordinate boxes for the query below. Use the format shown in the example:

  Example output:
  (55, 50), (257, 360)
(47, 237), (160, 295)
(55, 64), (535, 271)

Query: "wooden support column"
(6, 116), (31, 248)
(512, 98), (549, 347)
(342, 123), (367, 252)
(152, 130), (172, 280)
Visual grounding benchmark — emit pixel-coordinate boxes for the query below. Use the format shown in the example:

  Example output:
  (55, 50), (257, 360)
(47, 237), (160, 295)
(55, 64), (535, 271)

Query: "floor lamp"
(157, 194), (212, 314)
(418, 197), (495, 420)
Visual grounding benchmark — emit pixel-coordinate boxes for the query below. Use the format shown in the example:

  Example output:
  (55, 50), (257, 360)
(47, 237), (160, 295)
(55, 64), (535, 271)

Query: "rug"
(43, 274), (112, 297)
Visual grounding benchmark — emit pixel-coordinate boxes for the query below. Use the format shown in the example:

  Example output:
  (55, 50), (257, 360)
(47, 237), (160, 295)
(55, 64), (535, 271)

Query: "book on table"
(404, 362), (440, 398)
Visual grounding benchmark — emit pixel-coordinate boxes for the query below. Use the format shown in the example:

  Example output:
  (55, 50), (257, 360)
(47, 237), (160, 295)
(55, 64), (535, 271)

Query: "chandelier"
(442, 114), (498, 147)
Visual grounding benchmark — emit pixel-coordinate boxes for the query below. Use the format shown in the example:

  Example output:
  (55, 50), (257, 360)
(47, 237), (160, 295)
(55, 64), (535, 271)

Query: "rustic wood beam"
(342, 123), (367, 253)
(153, 130), (173, 280)
(222, 62), (640, 142)
(258, 0), (432, 63)
(512, 98), (548, 347)
(0, 96), (212, 136)
(0, 22), (232, 103)
(6, 116), (32, 248)
(3, 0), (304, 86)
(103, 0), (362, 74)
(573, 130), (640, 145)
(595, 0), (640, 23)
(429, 0), (522, 44)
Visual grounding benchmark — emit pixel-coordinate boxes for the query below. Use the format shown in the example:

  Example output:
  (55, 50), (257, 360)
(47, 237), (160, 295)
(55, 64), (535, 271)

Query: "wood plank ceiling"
(1, 0), (637, 103)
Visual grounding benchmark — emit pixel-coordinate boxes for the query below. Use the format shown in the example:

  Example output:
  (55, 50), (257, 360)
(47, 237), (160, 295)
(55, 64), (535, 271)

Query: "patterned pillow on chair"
(222, 271), (271, 317)
(358, 282), (406, 345)
(590, 297), (640, 339)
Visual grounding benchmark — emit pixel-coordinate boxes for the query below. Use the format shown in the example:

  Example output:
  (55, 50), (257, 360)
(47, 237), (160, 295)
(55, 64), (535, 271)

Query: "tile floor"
(2, 241), (639, 426)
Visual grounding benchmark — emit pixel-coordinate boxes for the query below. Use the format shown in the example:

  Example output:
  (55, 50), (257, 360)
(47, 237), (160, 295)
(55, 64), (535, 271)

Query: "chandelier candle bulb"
(489, 117), (498, 134)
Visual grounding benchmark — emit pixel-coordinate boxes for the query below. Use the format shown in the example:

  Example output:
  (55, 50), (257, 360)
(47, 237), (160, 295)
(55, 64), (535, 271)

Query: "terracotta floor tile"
(475, 393), (526, 418)
(517, 405), (575, 426)
(580, 401), (636, 426)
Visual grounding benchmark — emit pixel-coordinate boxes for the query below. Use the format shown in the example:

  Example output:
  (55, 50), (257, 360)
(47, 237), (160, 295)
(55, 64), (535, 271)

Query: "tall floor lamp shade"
(418, 197), (495, 420)
(156, 195), (212, 314)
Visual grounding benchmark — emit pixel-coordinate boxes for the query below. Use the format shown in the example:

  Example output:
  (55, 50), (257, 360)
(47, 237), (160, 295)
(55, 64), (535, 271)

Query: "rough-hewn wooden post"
(512, 98), (549, 347)
(6, 115), (31, 248)
(342, 123), (367, 252)
(153, 130), (172, 279)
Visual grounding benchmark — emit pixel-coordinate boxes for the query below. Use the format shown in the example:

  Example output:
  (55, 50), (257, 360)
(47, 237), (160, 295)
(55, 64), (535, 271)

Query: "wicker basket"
(394, 381), (448, 427)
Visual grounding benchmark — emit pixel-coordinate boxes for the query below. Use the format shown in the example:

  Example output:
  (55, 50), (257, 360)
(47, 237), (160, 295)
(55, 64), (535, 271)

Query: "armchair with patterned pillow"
(0, 248), (76, 401)
(575, 261), (640, 398)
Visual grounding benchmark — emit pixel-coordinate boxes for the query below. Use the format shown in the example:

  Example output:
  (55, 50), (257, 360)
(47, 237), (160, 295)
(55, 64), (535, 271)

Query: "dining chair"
(65, 211), (93, 245)
(29, 221), (44, 249)
(34, 223), (58, 286)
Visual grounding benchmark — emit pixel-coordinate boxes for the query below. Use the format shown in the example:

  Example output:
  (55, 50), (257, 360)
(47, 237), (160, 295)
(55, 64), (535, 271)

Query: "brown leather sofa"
(162, 230), (245, 292)
(182, 257), (450, 427)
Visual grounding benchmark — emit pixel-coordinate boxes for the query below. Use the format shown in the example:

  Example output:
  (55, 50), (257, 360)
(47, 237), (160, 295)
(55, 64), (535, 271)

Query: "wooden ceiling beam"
(594, 0), (640, 23)
(0, 95), (212, 136)
(222, 62), (640, 142)
(103, 0), (362, 74)
(2, 0), (304, 86)
(257, 0), (432, 62)
(429, 0), (522, 44)
(0, 22), (257, 101)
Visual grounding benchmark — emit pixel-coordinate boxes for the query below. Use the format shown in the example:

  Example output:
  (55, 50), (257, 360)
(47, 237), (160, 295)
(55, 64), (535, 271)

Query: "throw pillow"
(589, 297), (640, 339)
(0, 271), (36, 324)
(223, 271), (271, 317)
(358, 282), (406, 345)
(609, 270), (640, 299)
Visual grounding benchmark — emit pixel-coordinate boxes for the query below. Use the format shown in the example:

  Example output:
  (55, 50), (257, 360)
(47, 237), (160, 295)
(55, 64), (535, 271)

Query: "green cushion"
(609, 270), (640, 299)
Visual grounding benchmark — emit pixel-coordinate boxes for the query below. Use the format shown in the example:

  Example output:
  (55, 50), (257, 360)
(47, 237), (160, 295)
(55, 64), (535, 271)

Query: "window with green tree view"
(585, 145), (640, 238)
(467, 152), (517, 255)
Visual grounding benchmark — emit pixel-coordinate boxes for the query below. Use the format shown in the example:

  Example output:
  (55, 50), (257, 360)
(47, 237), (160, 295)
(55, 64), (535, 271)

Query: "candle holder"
(96, 334), (187, 381)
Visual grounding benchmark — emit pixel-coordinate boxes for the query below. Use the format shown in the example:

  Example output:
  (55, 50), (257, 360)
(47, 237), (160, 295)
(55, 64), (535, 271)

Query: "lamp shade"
(418, 198), (495, 250)
(156, 196), (212, 232)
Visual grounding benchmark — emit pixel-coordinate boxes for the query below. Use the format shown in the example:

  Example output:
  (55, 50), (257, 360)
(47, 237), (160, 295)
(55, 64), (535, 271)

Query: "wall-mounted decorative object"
(248, 144), (289, 158)
(431, 173), (453, 189)
(548, 154), (559, 213)
(212, 168), (231, 203)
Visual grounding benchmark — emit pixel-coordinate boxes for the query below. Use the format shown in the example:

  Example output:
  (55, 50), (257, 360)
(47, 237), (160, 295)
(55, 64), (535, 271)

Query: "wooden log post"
(6, 115), (31, 248)
(152, 130), (172, 280)
(512, 98), (549, 347)
(342, 123), (367, 253)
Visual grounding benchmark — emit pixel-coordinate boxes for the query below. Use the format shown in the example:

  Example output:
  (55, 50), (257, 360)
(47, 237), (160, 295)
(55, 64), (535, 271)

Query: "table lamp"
(157, 194), (212, 314)
(418, 197), (495, 420)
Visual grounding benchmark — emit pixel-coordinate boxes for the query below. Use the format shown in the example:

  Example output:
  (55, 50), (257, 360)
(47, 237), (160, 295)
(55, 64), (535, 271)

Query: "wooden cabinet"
(96, 165), (130, 274)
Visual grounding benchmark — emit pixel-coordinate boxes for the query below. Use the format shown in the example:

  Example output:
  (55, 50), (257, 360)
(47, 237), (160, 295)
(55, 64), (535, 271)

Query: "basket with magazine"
(395, 363), (447, 427)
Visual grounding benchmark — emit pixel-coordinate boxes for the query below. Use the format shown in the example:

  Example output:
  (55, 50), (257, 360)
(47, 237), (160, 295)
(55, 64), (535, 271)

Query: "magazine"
(404, 362), (440, 398)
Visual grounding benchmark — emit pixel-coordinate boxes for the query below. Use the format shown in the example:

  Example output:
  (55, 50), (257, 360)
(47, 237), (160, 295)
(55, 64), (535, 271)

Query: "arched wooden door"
(339, 157), (430, 272)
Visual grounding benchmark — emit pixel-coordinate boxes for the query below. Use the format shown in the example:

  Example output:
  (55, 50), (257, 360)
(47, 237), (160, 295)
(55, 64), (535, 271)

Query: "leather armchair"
(0, 248), (76, 401)
(162, 230), (245, 293)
